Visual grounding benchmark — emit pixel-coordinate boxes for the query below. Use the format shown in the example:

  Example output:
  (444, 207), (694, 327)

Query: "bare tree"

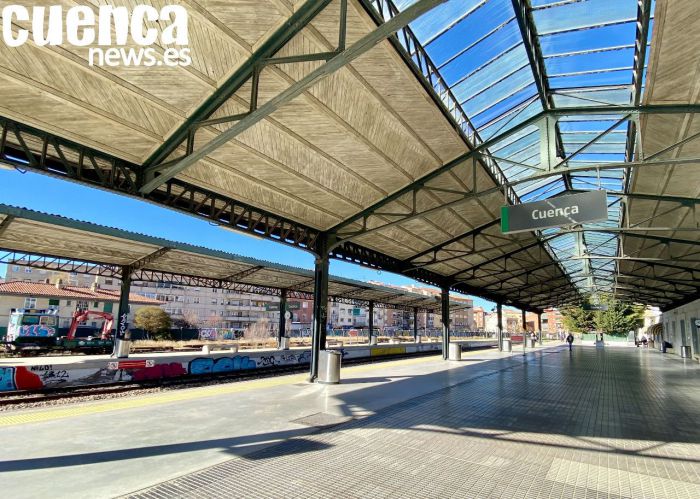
(244, 319), (272, 341)
(182, 309), (200, 328)
(203, 312), (221, 329)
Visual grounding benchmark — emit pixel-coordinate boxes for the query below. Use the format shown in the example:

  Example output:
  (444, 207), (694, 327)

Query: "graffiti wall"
(198, 328), (238, 341)
(0, 341), (451, 392)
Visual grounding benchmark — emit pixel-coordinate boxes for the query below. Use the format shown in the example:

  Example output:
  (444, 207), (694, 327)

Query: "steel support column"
(537, 312), (542, 345)
(368, 300), (375, 345)
(278, 288), (287, 346)
(114, 266), (132, 358)
(497, 303), (504, 351)
(413, 307), (418, 342)
(310, 238), (330, 382)
(441, 285), (450, 359)
(522, 309), (528, 352)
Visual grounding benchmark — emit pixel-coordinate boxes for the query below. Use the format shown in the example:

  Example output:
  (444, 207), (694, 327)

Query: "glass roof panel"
(533, 0), (637, 35)
(560, 131), (627, 143)
(553, 88), (633, 107)
(441, 32), (523, 86)
(467, 80), (537, 125)
(396, 0), (487, 44)
(490, 126), (539, 155)
(451, 45), (529, 102)
(479, 98), (543, 140)
(545, 47), (635, 76)
(549, 71), (633, 88)
(540, 22), (637, 56)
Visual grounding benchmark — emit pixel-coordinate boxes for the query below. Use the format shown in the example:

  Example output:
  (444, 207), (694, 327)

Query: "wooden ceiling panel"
(0, 220), (157, 265)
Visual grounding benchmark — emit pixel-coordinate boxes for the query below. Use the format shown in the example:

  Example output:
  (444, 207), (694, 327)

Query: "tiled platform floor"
(126, 347), (700, 498)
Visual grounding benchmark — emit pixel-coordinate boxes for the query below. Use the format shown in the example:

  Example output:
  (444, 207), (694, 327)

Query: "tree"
(561, 299), (596, 333)
(134, 307), (173, 340)
(594, 298), (645, 336)
(173, 309), (199, 329)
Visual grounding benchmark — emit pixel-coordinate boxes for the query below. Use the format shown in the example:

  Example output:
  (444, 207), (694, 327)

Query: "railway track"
(0, 349), (448, 410)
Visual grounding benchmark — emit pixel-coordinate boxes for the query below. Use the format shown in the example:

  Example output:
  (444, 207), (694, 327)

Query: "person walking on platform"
(566, 333), (574, 351)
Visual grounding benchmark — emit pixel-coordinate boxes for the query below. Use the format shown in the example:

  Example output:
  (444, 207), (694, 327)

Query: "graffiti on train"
(18, 325), (57, 337)
(0, 366), (44, 391)
(189, 356), (257, 375)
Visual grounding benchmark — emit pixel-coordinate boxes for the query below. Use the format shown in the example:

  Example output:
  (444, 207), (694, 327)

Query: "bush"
(134, 307), (173, 340)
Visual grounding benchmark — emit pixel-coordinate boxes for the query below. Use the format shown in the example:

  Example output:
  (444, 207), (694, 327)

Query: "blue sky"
(0, 168), (497, 310)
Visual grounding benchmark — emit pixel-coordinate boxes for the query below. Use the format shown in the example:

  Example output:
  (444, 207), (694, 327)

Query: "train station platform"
(1, 345), (699, 498)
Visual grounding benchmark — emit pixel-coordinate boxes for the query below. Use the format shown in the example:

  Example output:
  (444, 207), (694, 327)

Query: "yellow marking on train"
(0, 353), (444, 427)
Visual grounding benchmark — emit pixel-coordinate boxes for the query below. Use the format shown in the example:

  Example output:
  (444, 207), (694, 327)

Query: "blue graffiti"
(188, 356), (257, 375)
(296, 350), (312, 364)
(18, 325), (56, 337)
(0, 367), (16, 391)
(188, 357), (213, 375)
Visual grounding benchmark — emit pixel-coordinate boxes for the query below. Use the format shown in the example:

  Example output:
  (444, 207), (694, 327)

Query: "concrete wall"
(661, 299), (700, 360)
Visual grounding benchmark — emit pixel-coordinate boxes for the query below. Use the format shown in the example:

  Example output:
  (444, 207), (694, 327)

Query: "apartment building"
(473, 307), (485, 330)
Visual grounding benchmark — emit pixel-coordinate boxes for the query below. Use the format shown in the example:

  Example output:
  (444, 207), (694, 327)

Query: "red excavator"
(66, 309), (115, 340)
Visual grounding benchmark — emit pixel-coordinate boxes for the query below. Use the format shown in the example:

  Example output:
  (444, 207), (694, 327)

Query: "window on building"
(66, 300), (72, 306)
(302, 302), (308, 309)
(24, 297), (37, 308)
(93, 301), (99, 308)
(12, 265), (20, 272)
(24, 268), (32, 273)
(105, 279), (113, 285)
(77, 300), (89, 310)
(193, 297), (200, 304)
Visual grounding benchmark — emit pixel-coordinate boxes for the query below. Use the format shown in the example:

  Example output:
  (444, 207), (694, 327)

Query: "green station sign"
(501, 190), (608, 234)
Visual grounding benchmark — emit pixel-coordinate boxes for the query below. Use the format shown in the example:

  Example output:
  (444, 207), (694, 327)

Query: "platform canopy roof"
(0, 204), (471, 313)
(0, 0), (697, 311)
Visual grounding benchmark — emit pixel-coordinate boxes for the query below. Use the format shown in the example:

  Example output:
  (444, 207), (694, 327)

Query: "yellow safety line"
(0, 354), (443, 427)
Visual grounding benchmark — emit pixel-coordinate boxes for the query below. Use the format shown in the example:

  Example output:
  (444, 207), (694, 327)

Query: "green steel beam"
(142, 0), (334, 169)
(140, 0), (449, 194)
(450, 233), (564, 280)
(574, 191), (700, 205)
(0, 215), (14, 237)
(617, 274), (699, 288)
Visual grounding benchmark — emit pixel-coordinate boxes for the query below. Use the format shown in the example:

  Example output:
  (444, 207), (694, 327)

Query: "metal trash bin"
(662, 341), (671, 353)
(681, 346), (692, 358)
(317, 350), (341, 384)
(502, 338), (512, 352)
(279, 337), (290, 350)
(448, 342), (462, 361)
(114, 338), (130, 358)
